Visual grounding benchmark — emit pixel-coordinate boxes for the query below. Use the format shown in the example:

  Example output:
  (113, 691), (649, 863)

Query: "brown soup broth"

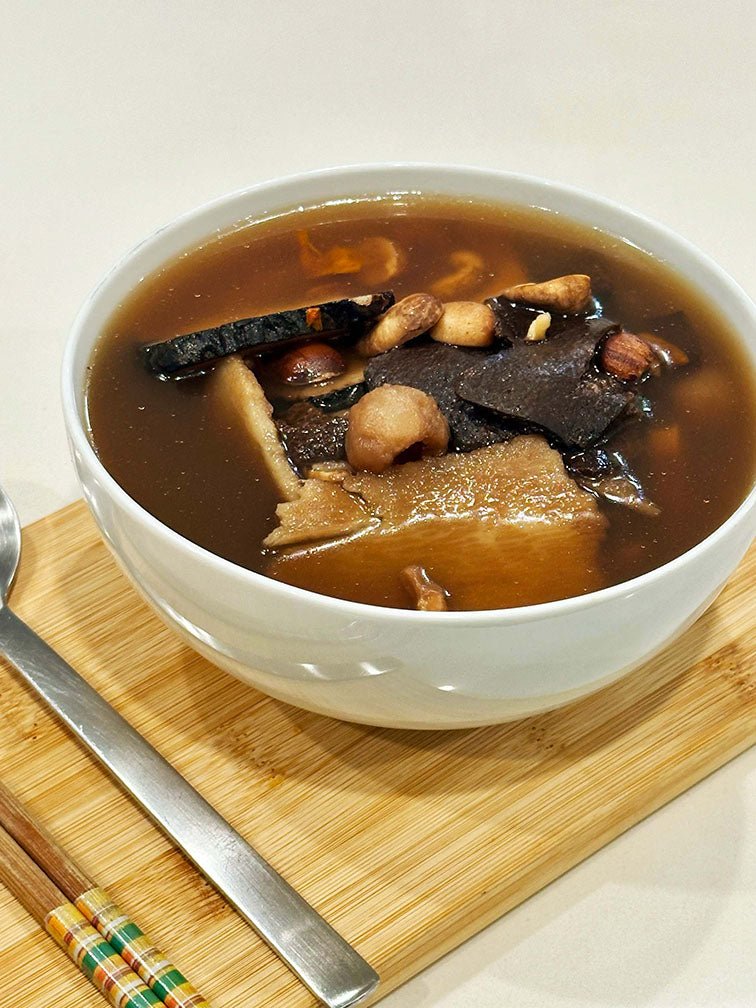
(86, 195), (756, 609)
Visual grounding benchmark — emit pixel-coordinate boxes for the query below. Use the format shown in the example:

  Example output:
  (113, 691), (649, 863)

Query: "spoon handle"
(0, 605), (378, 1008)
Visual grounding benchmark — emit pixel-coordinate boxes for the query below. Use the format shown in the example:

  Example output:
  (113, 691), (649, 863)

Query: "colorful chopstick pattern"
(45, 902), (161, 1008)
(77, 887), (210, 1008)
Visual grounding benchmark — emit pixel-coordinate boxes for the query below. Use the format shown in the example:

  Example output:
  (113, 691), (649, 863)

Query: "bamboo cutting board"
(0, 502), (753, 1007)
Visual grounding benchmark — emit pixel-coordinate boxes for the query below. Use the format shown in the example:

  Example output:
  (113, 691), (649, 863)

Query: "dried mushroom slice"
(141, 292), (394, 376)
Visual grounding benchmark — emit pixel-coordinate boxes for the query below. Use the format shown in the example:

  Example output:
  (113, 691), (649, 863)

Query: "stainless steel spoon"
(0, 484), (379, 1008)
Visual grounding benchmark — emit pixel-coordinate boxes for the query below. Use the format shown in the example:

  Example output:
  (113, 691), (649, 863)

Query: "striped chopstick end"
(44, 902), (161, 1008)
(77, 887), (211, 1008)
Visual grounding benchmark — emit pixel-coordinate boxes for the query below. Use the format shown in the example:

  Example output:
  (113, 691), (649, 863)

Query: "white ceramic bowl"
(62, 164), (756, 729)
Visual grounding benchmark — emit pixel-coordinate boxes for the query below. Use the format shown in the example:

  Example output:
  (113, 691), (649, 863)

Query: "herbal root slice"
(210, 356), (302, 501)
(142, 292), (395, 376)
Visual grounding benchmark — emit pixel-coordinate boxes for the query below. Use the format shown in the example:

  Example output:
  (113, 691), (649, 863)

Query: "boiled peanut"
(274, 341), (346, 385)
(502, 274), (592, 314)
(600, 331), (656, 382)
(430, 302), (495, 347)
(358, 293), (443, 357)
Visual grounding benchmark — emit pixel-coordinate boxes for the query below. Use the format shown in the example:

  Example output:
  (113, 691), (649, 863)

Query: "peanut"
(502, 274), (592, 314)
(600, 331), (656, 382)
(430, 301), (496, 348)
(358, 293), (443, 357)
(273, 341), (346, 386)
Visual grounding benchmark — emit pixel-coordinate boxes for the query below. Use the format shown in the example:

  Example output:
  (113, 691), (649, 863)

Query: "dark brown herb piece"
(365, 341), (517, 452)
(276, 402), (350, 476)
(141, 292), (394, 377)
(458, 299), (632, 448)
(566, 447), (660, 516)
(308, 382), (368, 412)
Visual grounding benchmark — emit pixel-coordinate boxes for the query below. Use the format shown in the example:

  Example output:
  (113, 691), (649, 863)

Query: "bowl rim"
(61, 161), (756, 626)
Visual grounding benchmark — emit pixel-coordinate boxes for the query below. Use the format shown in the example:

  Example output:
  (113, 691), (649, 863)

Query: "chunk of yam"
(267, 436), (608, 608)
(263, 478), (373, 548)
(210, 356), (301, 502)
(342, 436), (601, 525)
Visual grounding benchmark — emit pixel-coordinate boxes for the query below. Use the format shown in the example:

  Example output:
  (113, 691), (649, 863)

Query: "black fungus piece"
(308, 382), (368, 412)
(141, 292), (395, 376)
(486, 297), (542, 343)
(364, 341), (517, 452)
(275, 402), (349, 476)
(565, 447), (659, 516)
(458, 301), (632, 448)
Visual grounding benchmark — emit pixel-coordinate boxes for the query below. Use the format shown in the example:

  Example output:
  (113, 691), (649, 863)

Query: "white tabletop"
(2, 2), (754, 1005)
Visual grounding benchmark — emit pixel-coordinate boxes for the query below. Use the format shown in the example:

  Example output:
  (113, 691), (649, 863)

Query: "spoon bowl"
(0, 485), (21, 604)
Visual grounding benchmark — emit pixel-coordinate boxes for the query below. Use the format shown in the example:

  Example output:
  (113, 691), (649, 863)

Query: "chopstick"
(0, 783), (209, 1008)
(0, 822), (161, 1007)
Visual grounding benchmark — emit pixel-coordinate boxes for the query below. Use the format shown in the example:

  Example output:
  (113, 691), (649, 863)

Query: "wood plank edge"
(365, 730), (754, 1005)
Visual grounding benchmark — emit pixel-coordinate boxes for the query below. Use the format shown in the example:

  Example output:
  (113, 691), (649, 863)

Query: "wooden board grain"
(0, 500), (753, 1006)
